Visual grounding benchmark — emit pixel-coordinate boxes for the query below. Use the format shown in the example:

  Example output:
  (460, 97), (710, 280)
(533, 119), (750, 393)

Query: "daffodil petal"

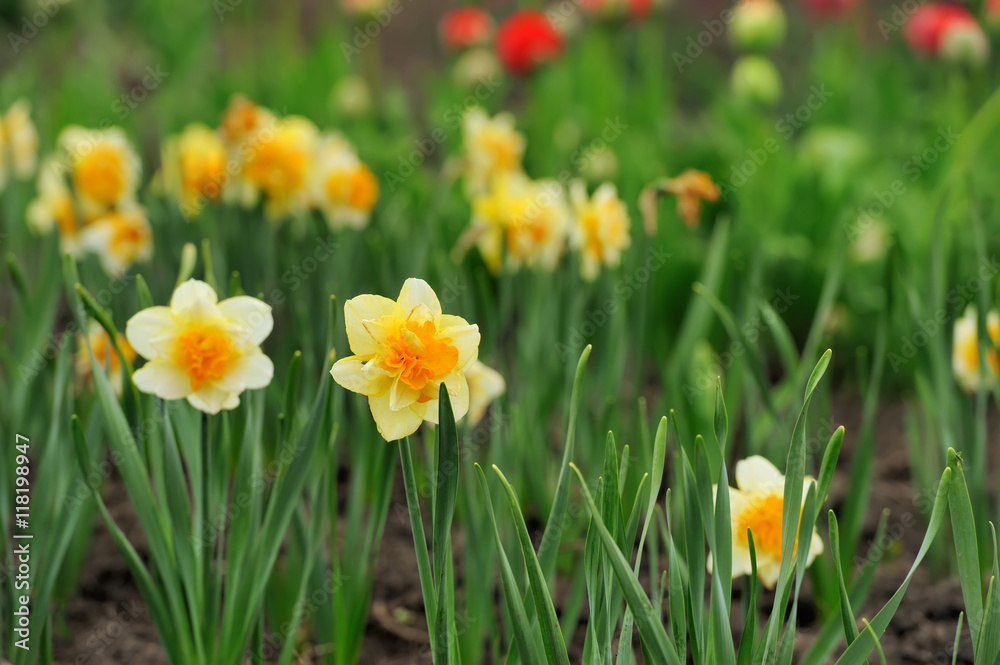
(214, 352), (273, 392)
(735, 455), (785, 495)
(132, 360), (191, 400)
(330, 355), (391, 396)
(368, 391), (423, 441)
(170, 279), (218, 311)
(187, 384), (237, 414)
(441, 322), (480, 368)
(125, 306), (175, 360)
(389, 375), (421, 411)
(395, 278), (442, 322)
(344, 294), (395, 355)
(219, 296), (273, 346)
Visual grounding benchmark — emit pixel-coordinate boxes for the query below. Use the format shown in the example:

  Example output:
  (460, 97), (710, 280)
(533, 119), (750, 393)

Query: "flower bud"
(440, 7), (495, 51)
(730, 56), (782, 106)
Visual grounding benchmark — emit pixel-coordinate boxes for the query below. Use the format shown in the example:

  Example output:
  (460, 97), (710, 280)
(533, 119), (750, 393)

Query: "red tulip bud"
(440, 7), (495, 51)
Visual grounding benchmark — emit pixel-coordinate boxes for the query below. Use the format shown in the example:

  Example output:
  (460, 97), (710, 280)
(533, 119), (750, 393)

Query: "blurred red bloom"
(496, 10), (563, 75)
(440, 7), (495, 51)
(903, 4), (979, 55)
(801, 0), (859, 17)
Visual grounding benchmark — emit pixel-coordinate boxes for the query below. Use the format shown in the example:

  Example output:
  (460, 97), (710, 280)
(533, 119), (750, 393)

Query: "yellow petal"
(368, 391), (424, 441)
(330, 355), (392, 396)
(440, 320), (480, 369)
(395, 278), (442, 322)
(344, 294), (395, 355)
(125, 306), (175, 360)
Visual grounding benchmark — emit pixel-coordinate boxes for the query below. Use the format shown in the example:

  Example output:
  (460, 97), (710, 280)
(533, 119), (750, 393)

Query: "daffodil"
(80, 204), (154, 275)
(468, 172), (570, 273)
(56, 126), (141, 217)
(312, 134), (379, 230)
(711, 455), (824, 589)
(330, 278), (481, 441)
(2, 99), (38, 181)
(161, 123), (228, 219)
(461, 108), (525, 196)
(220, 95), (271, 149)
(569, 181), (631, 281)
(125, 279), (274, 414)
(238, 116), (318, 219)
(76, 321), (136, 397)
(952, 307), (1000, 393)
(664, 169), (720, 228)
(27, 158), (84, 254)
(465, 360), (505, 426)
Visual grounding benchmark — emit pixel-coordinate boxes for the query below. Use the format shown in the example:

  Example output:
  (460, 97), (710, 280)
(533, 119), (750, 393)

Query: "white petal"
(132, 360), (191, 400)
(735, 455), (785, 495)
(213, 352), (274, 392)
(368, 391), (423, 441)
(125, 307), (175, 360)
(170, 279), (219, 312)
(219, 296), (273, 346)
(187, 384), (236, 414)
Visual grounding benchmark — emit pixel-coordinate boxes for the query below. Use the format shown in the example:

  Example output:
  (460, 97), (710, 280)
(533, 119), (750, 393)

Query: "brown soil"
(51, 397), (973, 665)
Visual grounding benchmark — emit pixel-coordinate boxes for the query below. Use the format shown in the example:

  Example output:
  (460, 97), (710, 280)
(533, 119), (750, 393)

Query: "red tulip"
(801, 0), (860, 18)
(440, 7), (495, 51)
(904, 4), (988, 64)
(495, 10), (563, 75)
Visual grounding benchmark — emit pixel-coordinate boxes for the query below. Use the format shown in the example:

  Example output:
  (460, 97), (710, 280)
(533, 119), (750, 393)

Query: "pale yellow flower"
(239, 116), (318, 219)
(27, 158), (84, 254)
(330, 278), (481, 441)
(952, 307), (1000, 393)
(469, 172), (570, 273)
(161, 123), (227, 219)
(125, 280), (274, 414)
(80, 204), (153, 275)
(465, 360), (505, 426)
(76, 321), (136, 397)
(312, 134), (379, 230)
(569, 181), (631, 281)
(461, 108), (525, 196)
(710, 455), (824, 589)
(56, 126), (141, 217)
(3, 99), (38, 181)
(220, 95), (271, 149)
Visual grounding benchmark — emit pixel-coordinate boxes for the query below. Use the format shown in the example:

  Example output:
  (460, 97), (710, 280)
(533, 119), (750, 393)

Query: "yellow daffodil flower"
(220, 95), (271, 149)
(569, 181), (631, 281)
(465, 360), (505, 426)
(952, 307), (1000, 393)
(76, 321), (136, 397)
(469, 172), (570, 273)
(331, 278), (481, 441)
(80, 204), (154, 276)
(161, 123), (228, 219)
(711, 455), (824, 589)
(461, 108), (525, 196)
(27, 158), (84, 254)
(1, 99), (38, 183)
(56, 126), (141, 217)
(126, 279), (274, 414)
(312, 134), (379, 230)
(239, 116), (318, 219)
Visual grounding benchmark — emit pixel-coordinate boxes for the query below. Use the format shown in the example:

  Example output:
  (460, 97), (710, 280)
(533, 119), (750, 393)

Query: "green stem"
(398, 437), (437, 647)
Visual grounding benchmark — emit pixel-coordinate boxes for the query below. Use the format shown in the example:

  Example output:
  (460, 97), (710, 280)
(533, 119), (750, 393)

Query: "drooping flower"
(711, 455), (824, 589)
(27, 158), (84, 254)
(465, 360), (505, 426)
(904, 4), (989, 66)
(160, 123), (228, 219)
(76, 321), (136, 397)
(569, 181), (631, 281)
(238, 115), (319, 219)
(312, 134), (379, 230)
(468, 171), (571, 273)
(330, 278), (481, 441)
(461, 108), (525, 197)
(663, 169), (721, 228)
(440, 7), (495, 51)
(729, 0), (787, 52)
(952, 307), (1000, 393)
(495, 10), (563, 75)
(1, 99), (39, 183)
(125, 279), (274, 414)
(80, 204), (154, 275)
(56, 126), (141, 217)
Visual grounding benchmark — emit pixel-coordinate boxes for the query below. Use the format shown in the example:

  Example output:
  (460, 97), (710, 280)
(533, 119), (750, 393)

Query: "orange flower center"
(74, 143), (127, 205)
(244, 134), (307, 195)
(182, 150), (227, 200)
(736, 493), (788, 559)
(175, 327), (234, 391)
(383, 319), (458, 391)
(325, 165), (379, 210)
